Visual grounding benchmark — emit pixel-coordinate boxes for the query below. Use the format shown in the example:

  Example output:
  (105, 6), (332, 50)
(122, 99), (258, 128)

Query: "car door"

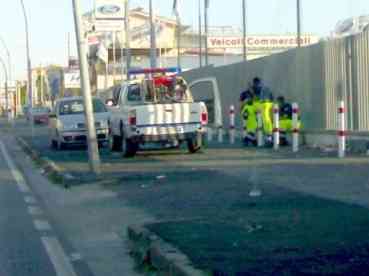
(48, 103), (59, 140)
(110, 85), (125, 136)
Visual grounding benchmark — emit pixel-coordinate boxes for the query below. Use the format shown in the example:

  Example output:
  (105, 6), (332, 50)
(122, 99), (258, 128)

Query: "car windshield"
(59, 99), (107, 115)
(32, 107), (49, 114)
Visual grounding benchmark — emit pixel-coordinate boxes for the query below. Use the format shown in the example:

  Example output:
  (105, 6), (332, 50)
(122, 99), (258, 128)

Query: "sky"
(0, 0), (368, 81)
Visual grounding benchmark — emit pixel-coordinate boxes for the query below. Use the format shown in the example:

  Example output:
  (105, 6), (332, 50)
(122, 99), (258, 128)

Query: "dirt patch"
(146, 185), (369, 275)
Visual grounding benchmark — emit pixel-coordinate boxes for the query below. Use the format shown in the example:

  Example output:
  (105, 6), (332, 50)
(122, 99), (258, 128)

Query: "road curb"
(127, 225), (205, 276)
(15, 137), (71, 187)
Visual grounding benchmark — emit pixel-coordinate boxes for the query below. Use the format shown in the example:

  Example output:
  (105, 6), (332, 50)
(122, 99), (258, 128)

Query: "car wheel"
(109, 135), (122, 152)
(187, 134), (202, 154)
(55, 132), (65, 150)
(122, 137), (137, 158)
(50, 139), (57, 149)
(56, 139), (66, 150)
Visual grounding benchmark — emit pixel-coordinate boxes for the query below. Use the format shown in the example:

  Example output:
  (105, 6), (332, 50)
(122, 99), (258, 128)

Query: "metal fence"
(182, 28), (369, 132)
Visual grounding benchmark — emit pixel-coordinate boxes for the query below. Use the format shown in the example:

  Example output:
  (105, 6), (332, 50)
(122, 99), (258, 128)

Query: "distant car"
(30, 107), (51, 124)
(48, 97), (110, 149)
(23, 105), (31, 120)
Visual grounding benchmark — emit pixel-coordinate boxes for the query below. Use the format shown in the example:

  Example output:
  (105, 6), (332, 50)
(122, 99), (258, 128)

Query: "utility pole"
(39, 65), (43, 105)
(112, 31), (116, 84)
(198, 0), (203, 67)
(149, 0), (157, 68)
(297, 0), (301, 48)
(173, 0), (181, 68)
(125, 0), (131, 80)
(67, 32), (71, 64)
(204, 0), (209, 66)
(0, 57), (9, 121)
(72, 0), (101, 175)
(0, 36), (12, 82)
(20, 0), (33, 108)
(242, 0), (247, 61)
(176, 16), (181, 68)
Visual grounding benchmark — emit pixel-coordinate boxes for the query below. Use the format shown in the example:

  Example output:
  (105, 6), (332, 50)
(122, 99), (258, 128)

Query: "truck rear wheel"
(187, 134), (202, 153)
(122, 138), (138, 157)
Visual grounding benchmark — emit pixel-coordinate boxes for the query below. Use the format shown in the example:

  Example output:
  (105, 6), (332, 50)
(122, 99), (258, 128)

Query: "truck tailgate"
(135, 103), (203, 127)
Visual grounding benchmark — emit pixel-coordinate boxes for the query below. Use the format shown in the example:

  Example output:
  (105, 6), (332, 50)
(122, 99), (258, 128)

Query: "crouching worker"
(277, 96), (301, 146)
(241, 98), (257, 146)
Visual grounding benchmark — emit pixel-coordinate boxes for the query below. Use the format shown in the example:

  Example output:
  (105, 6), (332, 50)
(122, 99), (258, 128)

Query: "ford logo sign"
(98, 5), (121, 15)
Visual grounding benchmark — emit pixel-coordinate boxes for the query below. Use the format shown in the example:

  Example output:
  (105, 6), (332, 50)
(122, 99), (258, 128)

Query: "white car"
(48, 97), (110, 149)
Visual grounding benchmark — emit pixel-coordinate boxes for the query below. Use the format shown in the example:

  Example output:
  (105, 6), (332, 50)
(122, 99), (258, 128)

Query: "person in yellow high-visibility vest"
(277, 96), (302, 145)
(261, 96), (274, 145)
(250, 77), (274, 146)
(241, 98), (257, 146)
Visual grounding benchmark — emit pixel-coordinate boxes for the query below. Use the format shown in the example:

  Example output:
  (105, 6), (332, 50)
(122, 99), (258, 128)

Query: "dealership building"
(81, 2), (320, 92)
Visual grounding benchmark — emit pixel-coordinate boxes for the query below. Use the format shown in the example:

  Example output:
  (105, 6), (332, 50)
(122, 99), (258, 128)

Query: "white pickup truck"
(108, 75), (208, 157)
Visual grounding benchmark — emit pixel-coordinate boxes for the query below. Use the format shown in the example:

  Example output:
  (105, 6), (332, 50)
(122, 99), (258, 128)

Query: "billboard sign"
(92, 20), (125, 32)
(68, 57), (79, 69)
(130, 22), (165, 48)
(64, 70), (81, 89)
(333, 16), (369, 38)
(95, 0), (125, 20)
(208, 35), (320, 49)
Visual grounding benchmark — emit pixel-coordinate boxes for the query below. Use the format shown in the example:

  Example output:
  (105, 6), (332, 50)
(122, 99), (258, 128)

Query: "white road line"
(24, 195), (37, 204)
(0, 140), (78, 276)
(28, 206), (43, 216)
(33, 219), (52, 231)
(41, 237), (79, 276)
(0, 140), (31, 193)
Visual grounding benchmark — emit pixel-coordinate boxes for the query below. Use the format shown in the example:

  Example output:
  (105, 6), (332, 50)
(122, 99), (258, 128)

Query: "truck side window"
(113, 86), (121, 104)
(127, 84), (142, 102)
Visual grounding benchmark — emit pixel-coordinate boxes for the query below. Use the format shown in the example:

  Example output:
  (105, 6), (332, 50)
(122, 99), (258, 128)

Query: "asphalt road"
(0, 137), (65, 276)
(6, 118), (369, 275)
(0, 119), (145, 276)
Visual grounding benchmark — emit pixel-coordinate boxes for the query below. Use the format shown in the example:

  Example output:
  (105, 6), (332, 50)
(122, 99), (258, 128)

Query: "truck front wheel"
(187, 134), (202, 153)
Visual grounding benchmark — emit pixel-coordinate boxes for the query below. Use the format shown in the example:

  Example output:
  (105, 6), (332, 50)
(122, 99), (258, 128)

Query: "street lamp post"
(176, 15), (181, 68)
(149, 0), (157, 68)
(242, 0), (247, 61)
(198, 0), (203, 67)
(297, 0), (301, 48)
(204, 0), (209, 66)
(72, 0), (101, 175)
(20, 0), (33, 107)
(0, 36), (12, 82)
(0, 56), (9, 121)
(173, 0), (181, 68)
(125, 0), (131, 81)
